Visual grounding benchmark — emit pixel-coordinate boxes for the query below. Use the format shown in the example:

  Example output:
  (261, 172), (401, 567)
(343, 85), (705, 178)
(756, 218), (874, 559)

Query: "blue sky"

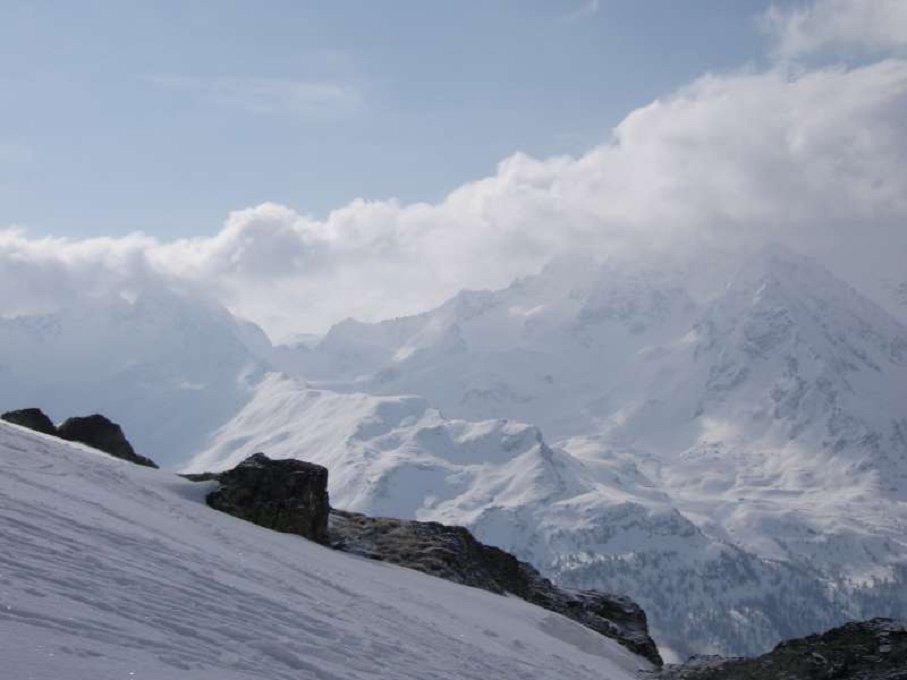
(1, 0), (770, 238)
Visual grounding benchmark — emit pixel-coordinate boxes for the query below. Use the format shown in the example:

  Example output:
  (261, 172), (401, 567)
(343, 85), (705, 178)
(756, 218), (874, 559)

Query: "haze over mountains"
(3, 244), (905, 659)
(0, 288), (270, 463)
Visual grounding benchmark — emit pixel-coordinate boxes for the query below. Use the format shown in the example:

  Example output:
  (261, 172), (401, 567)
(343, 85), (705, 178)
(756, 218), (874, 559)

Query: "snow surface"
(0, 420), (649, 680)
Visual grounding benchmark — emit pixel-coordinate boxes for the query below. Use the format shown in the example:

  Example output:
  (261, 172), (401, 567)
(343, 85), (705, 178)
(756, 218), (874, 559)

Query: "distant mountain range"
(0, 288), (270, 464)
(4, 244), (906, 659)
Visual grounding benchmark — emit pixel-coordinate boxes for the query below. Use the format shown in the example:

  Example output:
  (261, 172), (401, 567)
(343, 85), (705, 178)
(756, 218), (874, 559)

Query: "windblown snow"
(0, 421), (648, 680)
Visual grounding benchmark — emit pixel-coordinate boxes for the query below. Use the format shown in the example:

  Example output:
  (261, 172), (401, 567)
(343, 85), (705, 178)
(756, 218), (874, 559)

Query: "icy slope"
(0, 288), (270, 466)
(0, 420), (649, 680)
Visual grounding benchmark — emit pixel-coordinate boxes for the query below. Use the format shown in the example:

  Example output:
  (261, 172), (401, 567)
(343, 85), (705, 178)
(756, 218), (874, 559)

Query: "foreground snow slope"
(0, 421), (648, 680)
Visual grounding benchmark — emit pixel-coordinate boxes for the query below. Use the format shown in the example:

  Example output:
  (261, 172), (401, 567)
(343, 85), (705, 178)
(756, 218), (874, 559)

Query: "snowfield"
(0, 421), (649, 680)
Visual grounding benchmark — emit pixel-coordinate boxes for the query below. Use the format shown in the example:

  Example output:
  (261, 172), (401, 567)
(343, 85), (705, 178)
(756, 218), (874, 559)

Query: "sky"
(2, 0), (907, 340)
(2, 0), (769, 238)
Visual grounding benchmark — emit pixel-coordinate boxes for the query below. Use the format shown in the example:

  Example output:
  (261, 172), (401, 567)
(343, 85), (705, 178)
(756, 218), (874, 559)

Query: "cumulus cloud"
(766, 0), (907, 57)
(4, 2), (907, 340)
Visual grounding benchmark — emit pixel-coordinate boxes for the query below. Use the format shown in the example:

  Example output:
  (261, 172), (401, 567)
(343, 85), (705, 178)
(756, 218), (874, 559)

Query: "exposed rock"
(1, 408), (58, 436)
(57, 414), (158, 468)
(329, 508), (662, 665)
(656, 618), (907, 679)
(196, 453), (330, 545)
(188, 453), (660, 664)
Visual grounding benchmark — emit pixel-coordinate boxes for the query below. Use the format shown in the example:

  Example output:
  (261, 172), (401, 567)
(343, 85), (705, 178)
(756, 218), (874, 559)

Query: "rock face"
(1, 408), (58, 436)
(57, 415), (158, 469)
(657, 618), (907, 679)
(196, 453), (330, 545)
(329, 509), (662, 666)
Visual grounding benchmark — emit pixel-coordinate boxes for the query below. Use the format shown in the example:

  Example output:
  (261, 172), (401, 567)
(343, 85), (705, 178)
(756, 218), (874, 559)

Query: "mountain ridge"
(191, 245), (907, 658)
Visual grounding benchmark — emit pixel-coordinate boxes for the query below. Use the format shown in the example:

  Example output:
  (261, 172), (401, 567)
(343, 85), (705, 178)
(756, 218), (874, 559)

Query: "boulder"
(657, 618), (907, 679)
(57, 414), (158, 468)
(1, 408), (58, 436)
(198, 453), (330, 545)
(330, 509), (662, 665)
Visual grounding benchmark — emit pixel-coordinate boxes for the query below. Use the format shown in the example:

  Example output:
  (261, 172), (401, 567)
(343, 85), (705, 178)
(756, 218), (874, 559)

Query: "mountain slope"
(286, 247), (907, 471)
(0, 420), (649, 680)
(186, 372), (585, 521)
(219, 246), (907, 659)
(274, 246), (907, 577)
(0, 288), (270, 466)
(186, 373), (875, 660)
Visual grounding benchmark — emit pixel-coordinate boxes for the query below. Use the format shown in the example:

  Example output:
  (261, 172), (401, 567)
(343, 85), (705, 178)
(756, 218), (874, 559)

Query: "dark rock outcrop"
(657, 618), (907, 679)
(329, 508), (662, 665)
(1, 408), (58, 436)
(188, 453), (659, 664)
(57, 415), (158, 468)
(192, 453), (330, 545)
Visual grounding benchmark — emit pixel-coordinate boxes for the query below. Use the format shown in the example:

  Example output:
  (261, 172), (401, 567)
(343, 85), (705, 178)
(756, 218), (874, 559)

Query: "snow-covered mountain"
(0, 288), (270, 466)
(186, 371), (886, 659)
(188, 245), (907, 659)
(0, 420), (650, 679)
(4, 244), (905, 660)
(283, 246), (907, 464)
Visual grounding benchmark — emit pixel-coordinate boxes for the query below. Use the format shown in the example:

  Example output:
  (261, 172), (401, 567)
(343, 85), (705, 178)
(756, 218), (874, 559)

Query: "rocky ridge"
(329, 508), (661, 665)
(188, 452), (662, 665)
(657, 618), (907, 679)
(0, 407), (57, 436)
(1, 408), (158, 468)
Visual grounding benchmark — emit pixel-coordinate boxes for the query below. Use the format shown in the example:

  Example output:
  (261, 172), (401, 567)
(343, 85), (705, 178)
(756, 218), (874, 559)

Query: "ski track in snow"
(0, 421), (648, 680)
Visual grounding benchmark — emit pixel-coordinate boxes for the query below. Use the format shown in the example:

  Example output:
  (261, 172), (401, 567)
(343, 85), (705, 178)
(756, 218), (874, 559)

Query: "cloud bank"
(766, 0), (907, 57)
(4, 1), (907, 339)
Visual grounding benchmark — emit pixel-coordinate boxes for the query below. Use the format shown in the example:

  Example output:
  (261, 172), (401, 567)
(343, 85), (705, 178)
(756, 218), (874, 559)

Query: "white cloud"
(148, 75), (362, 115)
(5, 4), (907, 340)
(766, 0), (907, 57)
